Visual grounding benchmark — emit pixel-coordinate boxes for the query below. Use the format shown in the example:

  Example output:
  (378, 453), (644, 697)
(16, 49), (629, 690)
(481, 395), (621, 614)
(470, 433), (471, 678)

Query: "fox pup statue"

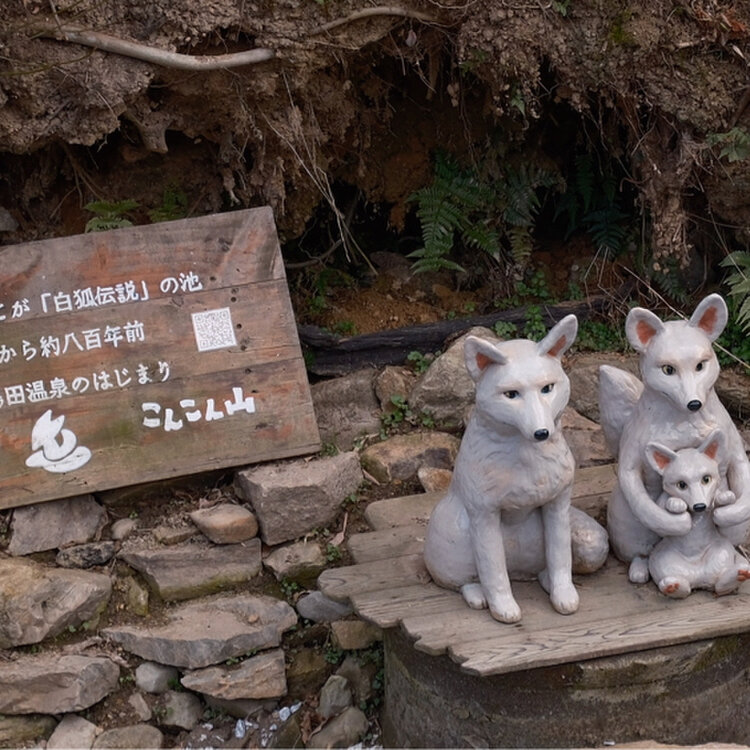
(423, 315), (608, 624)
(600, 294), (750, 583)
(645, 430), (750, 598)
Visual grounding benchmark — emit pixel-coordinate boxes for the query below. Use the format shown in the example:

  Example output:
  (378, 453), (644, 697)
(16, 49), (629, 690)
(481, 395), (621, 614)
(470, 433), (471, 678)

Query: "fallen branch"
(38, 7), (439, 71)
(299, 295), (616, 376)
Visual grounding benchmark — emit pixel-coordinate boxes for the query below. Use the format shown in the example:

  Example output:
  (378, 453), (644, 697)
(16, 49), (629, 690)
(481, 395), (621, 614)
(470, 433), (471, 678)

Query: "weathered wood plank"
(347, 524), (427, 564)
(350, 584), (465, 629)
(451, 589), (750, 676)
(0, 208), (319, 508)
(317, 554), (430, 604)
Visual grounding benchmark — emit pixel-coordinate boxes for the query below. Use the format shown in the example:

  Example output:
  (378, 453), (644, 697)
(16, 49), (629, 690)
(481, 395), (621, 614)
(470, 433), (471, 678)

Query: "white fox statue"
(424, 315), (609, 624)
(600, 294), (750, 583)
(645, 429), (750, 598)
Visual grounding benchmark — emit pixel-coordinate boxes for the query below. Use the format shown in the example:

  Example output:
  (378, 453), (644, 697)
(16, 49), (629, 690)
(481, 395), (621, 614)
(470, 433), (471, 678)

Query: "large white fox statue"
(600, 294), (750, 583)
(424, 315), (609, 624)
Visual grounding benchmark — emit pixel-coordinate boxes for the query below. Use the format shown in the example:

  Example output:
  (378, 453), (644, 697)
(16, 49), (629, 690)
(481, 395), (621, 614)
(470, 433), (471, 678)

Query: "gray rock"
(417, 466), (452, 493)
(203, 694), (266, 719)
(125, 576), (150, 616)
(189, 503), (258, 544)
(331, 620), (382, 651)
(360, 431), (460, 484)
(336, 656), (378, 705)
(128, 692), (152, 721)
(135, 662), (179, 694)
(0, 557), (111, 647)
(8, 495), (107, 555)
(296, 591), (353, 623)
(0, 654), (119, 714)
(717, 367), (750, 420)
(103, 594), (297, 668)
(307, 706), (369, 748)
(409, 327), (499, 425)
(152, 524), (196, 545)
(319, 675), (352, 719)
(236, 452), (363, 546)
(263, 540), (325, 583)
(286, 648), (330, 700)
(47, 714), (99, 749)
(157, 690), (203, 730)
(268, 715), (303, 748)
(375, 366), (419, 412)
(311, 369), (381, 450)
(567, 352), (639, 423)
(181, 649), (287, 700)
(119, 539), (261, 601)
(92, 723), (164, 748)
(56, 541), (117, 568)
(0, 715), (57, 747)
(0, 206), (18, 232)
(562, 407), (613, 466)
(111, 518), (138, 541)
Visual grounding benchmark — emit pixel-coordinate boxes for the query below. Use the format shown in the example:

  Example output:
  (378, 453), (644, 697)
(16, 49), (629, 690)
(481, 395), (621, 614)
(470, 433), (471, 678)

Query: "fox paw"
(659, 578), (690, 598)
(629, 556), (650, 584)
(737, 569), (750, 582)
(460, 583), (487, 610)
(488, 595), (521, 624)
(551, 582), (579, 615)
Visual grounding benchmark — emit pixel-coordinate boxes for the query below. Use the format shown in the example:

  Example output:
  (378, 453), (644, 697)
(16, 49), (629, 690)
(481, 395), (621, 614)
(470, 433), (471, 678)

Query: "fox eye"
(677, 480), (688, 490)
(702, 475), (711, 484)
(662, 364), (675, 376)
(541, 383), (554, 394)
(696, 361), (706, 372)
(504, 390), (519, 400)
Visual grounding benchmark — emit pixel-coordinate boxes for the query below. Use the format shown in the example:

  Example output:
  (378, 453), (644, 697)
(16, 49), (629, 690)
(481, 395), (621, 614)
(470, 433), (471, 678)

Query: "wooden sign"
(0, 207), (320, 510)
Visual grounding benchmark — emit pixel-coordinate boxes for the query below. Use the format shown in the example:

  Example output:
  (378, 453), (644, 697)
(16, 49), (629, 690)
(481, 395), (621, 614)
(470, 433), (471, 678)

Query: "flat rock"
(181, 648), (287, 700)
(235, 452), (363, 546)
(311, 369), (381, 450)
(717, 368), (750, 421)
(286, 647), (330, 699)
(307, 706), (369, 749)
(0, 557), (111, 647)
(128, 692), (152, 721)
(408, 327), (499, 425)
(103, 594), (298, 668)
(562, 407), (613, 466)
(8, 495), (107, 555)
(125, 576), (150, 616)
(263, 540), (325, 583)
(336, 656), (378, 705)
(56, 541), (117, 568)
(296, 591), (353, 623)
(417, 465), (452, 493)
(360, 431), (460, 484)
(135, 662), (179, 694)
(567, 351), (638, 423)
(119, 539), (261, 601)
(92, 723), (164, 749)
(152, 524), (196, 545)
(0, 715), (57, 747)
(330, 620), (382, 650)
(47, 714), (99, 749)
(110, 518), (138, 541)
(0, 654), (119, 714)
(189, 503), (258, 544)
(375, 366), (419, 411)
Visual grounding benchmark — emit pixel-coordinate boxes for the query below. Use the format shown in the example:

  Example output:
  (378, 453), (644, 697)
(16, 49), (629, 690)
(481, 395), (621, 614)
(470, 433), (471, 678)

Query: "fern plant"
(84, 199), (139, 232)
(408, 152), (559, 273)
(720, 251), (750, 332)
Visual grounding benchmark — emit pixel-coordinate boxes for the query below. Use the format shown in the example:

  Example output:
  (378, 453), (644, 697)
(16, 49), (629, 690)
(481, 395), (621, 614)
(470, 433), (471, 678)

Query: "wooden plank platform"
(318, 463), (750, 677)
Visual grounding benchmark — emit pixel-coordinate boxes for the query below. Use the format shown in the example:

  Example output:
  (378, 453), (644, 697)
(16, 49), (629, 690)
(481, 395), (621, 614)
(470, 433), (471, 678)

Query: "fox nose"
(533, 429), (549, 441)
(693, 503), (707, 513)
(687, 400), (702, 412)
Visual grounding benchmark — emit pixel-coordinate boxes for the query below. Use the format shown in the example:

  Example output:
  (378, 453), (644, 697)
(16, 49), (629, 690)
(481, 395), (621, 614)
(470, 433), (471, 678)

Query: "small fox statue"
(646, 430), (750, 598)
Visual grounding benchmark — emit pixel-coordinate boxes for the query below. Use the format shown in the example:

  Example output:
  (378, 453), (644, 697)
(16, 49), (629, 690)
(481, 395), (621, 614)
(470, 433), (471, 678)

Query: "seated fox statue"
(423, 315), (609, 624)
(646, 429), (750, 598)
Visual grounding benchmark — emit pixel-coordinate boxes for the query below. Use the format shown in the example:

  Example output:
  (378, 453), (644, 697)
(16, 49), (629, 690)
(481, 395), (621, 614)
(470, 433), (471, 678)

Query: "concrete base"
(382, 628), (750, 748)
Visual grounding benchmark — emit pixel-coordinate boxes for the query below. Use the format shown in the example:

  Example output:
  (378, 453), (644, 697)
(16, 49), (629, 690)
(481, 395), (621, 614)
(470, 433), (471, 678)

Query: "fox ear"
(464, 336), (507, 383)
(625, 307), (664, 353)
(538, 314), (577, 359)
(698, 429), (725, 461)
(645, 442), (677, 475)
(689, 294), (728, 342)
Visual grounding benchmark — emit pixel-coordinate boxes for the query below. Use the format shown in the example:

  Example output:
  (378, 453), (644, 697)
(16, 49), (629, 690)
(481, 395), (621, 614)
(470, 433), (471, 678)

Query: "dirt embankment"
(1, 1), (750, 279)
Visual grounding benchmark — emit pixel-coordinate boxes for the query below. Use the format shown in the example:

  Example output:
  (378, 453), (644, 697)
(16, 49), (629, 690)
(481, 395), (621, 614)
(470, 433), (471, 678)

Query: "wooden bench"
(319, 464), (750, 747)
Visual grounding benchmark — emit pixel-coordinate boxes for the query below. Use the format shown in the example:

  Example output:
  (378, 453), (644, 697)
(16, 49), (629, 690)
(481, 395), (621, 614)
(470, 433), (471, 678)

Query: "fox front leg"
(468, 511), (521, 623)
(539, 492), (579, 615)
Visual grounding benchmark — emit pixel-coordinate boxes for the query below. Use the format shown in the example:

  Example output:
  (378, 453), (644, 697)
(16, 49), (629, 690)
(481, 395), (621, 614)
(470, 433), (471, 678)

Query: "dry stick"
(39, 7), (439, 71)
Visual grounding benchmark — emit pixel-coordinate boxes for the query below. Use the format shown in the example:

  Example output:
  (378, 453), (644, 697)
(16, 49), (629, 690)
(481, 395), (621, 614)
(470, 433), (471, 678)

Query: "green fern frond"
(721, 251), (750, 332)
(508, 225), (534, 266)
(583, 206), (629, 255)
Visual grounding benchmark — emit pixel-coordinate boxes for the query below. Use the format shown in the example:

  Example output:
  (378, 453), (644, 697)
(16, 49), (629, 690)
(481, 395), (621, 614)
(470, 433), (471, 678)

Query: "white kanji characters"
(142, 402), (161, 429)
(81, 329), (102, 350)
(95, 286), (117, 306)
(41, 292), (73, 314)
(103, 325), (123, 348)
(25, 380), (50, 403)
(40, 335), (61, 358)
(179, 271), (203, 292)
(62, 332), (84, 354)
(49, 378), (71, 399)
(224, 387), (256, 416)
(73, 287), (97, 310)
(25, 409), (91, 473)
(0, 344), (17, 364)
(115, 281), (139, 303)
(123, 320), (145, 343)
(11, 299), (30, 318)
(5, 384), (25, 406)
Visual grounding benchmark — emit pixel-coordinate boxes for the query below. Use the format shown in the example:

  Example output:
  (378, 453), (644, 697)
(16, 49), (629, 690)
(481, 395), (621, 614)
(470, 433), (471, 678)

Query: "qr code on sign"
(191, 308), (237, 352)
